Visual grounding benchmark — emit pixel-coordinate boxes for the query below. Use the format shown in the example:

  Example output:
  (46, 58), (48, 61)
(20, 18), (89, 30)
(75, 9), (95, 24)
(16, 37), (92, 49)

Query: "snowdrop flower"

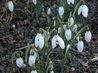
(67, 0), (75, 5)
(47, 8), (51, 15)
(68, 17), (74, 26)
(16, 57), (24, 68)
(52, 35), (65, 49)
(77, 40), (84, 52)
(58, 6), (64, 18)
(35, 33), (44, 49)
(50, 71), (54, 73)
(85, 31), (92, 42)
(73, 24), (78, 32)
(63, 24), (66, 30)
(58, 27), (61, 34)
(31, 70), (37, 73)
(78, 5), (89, 18)
(32, 0), (37, 5)
(65, 29), (72, 40)
(28, 55), (36, 67)
(7, 1), (14, 12)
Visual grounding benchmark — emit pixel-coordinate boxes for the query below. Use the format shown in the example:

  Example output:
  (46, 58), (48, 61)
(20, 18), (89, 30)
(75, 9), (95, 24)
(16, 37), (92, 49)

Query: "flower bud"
(73, 24), (78, 32)
(58, 6), (64, 18)
(32, 0), (37, 5)
(28, 55), (36, 67)
(77, 40), (84, 52)
(68, 17), (74, 26)
(67, 0), (75, 4)
(85, 31), (92, 42)
(16, 57), (24, 68)
(65, 29), (72, 40)
(47, 8), (51, 15)
(63, 24), (66, 30)
(78, 5), (88, 18)
(31, 70), (37, 73)
(50, 71), (54, 73)
(7, 1), (14, 12)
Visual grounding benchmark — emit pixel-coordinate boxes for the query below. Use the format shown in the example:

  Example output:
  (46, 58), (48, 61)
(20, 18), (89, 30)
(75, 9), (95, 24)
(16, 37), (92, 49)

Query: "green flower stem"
(72, 1), (81, 17)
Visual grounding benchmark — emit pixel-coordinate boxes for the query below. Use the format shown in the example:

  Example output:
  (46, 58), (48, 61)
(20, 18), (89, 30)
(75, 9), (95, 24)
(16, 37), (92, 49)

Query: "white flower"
(58, 6), (64, 18)
(78, 5), (83, 15)
(47, 8), (51, 15)
(31, 70), (37, 73)
(67, 0), (75, 4)
(73, 24), (78, 32)
(78, 5), (89, 18)
(77, 40), (84, 52)
(16, 57), (24, 68)
(34, 33), (44, 49)
(52, 35), (65, 49)
(28, 55), (36, 67)
(85, 31), (92, 42)
(7, 1), (14, 12)
(65, 29), (72, 40)
(68, 17), (74, 26)
(50, 71), (54, 73)
(32, 0), (37, 5)
(63, 24), (66, 30)
(58, 27), (61, 34)
(52, 35), (57, 48)
(57, 35), (65, 49)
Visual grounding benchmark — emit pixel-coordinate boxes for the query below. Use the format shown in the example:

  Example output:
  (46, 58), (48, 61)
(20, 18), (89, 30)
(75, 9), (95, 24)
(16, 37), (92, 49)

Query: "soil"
(0, 0), (98, 73)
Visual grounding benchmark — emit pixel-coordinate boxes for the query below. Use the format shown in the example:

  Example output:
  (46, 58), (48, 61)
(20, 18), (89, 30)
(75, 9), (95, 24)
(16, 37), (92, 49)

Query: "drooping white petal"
(82, 5), (89, 18)
(47, 8), (51, 15)
(65, 29), (72, 40)
(7, 1), (14, 12)
(58, 27), (61, 34)
(31, 70), (37, 73)
(73, 24), (78, 32)
(68, 17), (74, 26)
(28, 55), (36, 67)
(77, 41), (84, 52)
(67, 0), (71, 4)
(34, 33), (39, 48)
(57, 35), (65, 49)
(63, 24), (66, 30)
(50, 71), (54, 73)
(58, 6), (64, 18)
(78, 5), (83, 15)
(38, 34), (44, 49)
(32, 0), (37, 5)
(16, 57), (24, 68)
(52, 35), (57, 49)
(85, 31), (92, 42)
(71, 0), (75, 4)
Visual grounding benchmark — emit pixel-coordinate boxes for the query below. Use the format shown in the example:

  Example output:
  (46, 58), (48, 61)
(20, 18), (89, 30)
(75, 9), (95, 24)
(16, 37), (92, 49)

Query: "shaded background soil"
(0, 0), (98, 73)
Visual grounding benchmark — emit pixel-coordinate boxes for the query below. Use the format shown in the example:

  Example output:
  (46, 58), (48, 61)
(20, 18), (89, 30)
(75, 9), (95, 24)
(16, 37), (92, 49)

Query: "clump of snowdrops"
(11, 0), (92, 73)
